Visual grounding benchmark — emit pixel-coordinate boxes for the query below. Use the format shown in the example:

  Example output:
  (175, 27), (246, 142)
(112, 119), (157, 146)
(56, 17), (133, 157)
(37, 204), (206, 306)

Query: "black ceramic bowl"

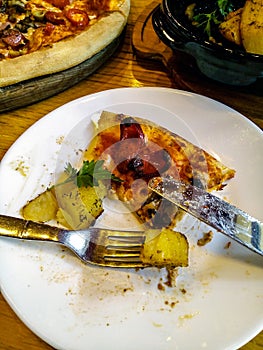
(152, 0), (263, 86)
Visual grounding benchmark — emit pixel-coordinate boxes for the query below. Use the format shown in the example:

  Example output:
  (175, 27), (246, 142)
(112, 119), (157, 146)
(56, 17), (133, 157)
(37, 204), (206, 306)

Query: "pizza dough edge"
(0, 0), (130, 87)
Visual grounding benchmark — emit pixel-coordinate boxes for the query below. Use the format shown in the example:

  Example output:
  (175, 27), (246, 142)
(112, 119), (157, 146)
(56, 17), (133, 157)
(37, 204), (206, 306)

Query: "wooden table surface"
(0, 0), (262, 349)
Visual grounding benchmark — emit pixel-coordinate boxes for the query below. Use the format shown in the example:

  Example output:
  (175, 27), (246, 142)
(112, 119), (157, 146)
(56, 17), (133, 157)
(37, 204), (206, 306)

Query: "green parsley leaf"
(218, 0), (235, 16)
(64, 162), (78, 180)
(63, 160), (122, 188)
(192, 0), (235, 38)
(193, 12), (218, 38)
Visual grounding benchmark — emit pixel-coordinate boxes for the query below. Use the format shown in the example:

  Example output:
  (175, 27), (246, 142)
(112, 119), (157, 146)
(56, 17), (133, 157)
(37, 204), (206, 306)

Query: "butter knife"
(148, 177), (263, 256)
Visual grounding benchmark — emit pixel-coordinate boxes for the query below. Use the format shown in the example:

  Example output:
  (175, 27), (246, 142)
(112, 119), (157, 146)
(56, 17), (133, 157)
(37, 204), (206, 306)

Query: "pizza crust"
(0, 0), (130, 87)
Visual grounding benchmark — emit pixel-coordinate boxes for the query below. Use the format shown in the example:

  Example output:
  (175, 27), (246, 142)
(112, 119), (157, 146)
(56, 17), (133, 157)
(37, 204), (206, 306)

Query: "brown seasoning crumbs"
(197, 231), (213, 246)
(164, 268), (179, 287)
(157, 282), (165, 291)
(224, 241), (231, 249)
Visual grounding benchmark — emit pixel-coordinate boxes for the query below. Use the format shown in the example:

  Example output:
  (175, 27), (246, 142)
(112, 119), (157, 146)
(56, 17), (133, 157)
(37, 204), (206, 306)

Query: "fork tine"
(103, 252), (143, 267)
(107, 244), (142, 250)
(107, 231), (146, 240)
(89, 229), (146, 267)
(105, 232), (145, 254)
(107, 236), (145, 249)
(89, 246), (143, 267)
(103, 258), (142, 267)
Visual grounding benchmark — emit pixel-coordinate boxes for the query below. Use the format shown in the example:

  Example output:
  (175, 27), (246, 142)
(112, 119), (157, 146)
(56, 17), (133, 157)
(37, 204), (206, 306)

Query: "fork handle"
(0, 214), (61, 242)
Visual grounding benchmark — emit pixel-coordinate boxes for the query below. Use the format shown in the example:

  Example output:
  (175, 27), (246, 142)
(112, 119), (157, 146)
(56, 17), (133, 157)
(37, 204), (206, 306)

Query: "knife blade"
(148, 177), (263, 257)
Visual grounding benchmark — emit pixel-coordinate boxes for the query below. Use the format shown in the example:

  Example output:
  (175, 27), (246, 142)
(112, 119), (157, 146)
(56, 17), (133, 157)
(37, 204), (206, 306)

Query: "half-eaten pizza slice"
(84, 110), (235, 228)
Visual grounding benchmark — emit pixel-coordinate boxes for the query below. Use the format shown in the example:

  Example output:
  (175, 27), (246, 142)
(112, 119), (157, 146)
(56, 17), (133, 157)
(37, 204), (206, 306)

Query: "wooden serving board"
(132, 1), (263, 123)
(0, 34), (123, 113)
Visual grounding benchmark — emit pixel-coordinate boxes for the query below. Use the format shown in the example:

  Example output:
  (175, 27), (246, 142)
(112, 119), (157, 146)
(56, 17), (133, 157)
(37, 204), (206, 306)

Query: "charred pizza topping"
(2, 28), (27, 46)
(45, 11), (65, 25)
(115, 117), (172, 181)
(64, 8), (89, 28)
(43, 21), (54, 34)
(119, 149), (171, 180)
(47, 0), (69, 9)
(120, 117), (145, 142)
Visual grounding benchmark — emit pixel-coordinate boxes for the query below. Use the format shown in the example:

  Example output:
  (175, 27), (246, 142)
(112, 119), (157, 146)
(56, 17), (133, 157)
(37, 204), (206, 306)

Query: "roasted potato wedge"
(55, 183), (105, 229)
(140, 228), (189, 267)
(219, 8), (242, 46)
(240, 0), (263, 54)
(21, 182), (106, 229)
(21, 189), (58, 222)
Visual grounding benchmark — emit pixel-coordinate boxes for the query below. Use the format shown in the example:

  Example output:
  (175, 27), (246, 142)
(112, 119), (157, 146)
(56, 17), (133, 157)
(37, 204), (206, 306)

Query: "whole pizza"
(0, 0), (130, 86)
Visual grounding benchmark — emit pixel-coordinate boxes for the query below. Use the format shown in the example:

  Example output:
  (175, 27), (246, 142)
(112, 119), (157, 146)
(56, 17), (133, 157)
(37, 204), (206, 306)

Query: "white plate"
(0, 87), (262, 350)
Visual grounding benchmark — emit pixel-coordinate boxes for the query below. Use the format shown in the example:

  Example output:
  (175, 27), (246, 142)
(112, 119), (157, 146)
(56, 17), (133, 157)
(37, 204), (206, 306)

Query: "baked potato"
(219, 8), (242, 46)
(240, 0), (263, 54)
(219, 0), (263, 54)
(21, 183), (105, 229)
(21, 189), (58, 223)
(140, 228), (189, 267)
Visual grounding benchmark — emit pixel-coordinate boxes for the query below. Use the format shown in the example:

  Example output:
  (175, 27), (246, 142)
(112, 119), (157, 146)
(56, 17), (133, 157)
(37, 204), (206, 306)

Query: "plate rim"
(0, 87), (262, 350)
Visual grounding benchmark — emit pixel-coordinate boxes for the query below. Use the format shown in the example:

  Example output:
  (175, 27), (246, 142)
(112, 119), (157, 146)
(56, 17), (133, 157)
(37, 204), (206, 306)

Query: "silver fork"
(0, 214), (146, 268)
